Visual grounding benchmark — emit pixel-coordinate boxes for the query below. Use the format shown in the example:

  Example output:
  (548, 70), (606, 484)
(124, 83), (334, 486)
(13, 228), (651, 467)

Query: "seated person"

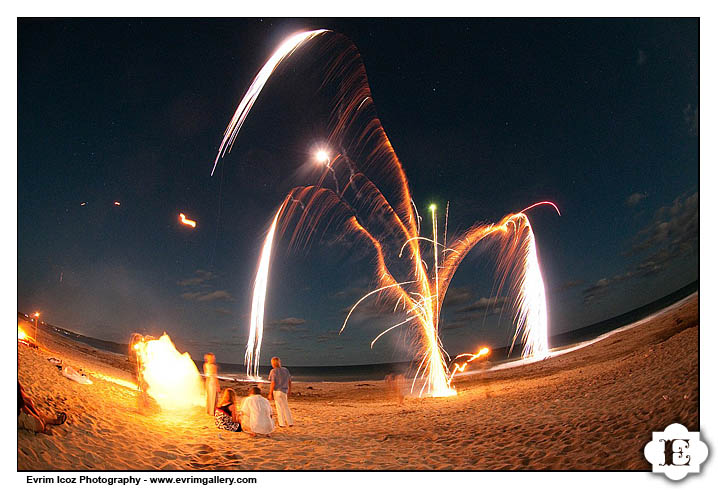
(18, 382), (66, 434)
(239, 386), (274, 437)
(214, 388), (241, 432)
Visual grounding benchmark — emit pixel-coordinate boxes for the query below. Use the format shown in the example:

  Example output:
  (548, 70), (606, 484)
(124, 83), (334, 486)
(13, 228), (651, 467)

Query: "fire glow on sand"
(131, 333), (204, 411)
(215, 30), (558, 397)
(18, 324), (33, 342)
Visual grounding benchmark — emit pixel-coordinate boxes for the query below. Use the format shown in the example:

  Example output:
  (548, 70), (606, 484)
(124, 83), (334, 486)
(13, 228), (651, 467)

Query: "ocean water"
(34, 281), (697, 383)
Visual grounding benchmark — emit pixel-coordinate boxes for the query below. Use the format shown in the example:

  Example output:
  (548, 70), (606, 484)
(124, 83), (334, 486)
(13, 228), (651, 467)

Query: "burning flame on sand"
(131, 333), (204, 411)
(18, 324), (33, 342)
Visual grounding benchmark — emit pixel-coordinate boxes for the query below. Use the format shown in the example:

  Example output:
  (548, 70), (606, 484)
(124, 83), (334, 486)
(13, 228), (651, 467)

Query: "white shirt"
(239, 395), (274, 434)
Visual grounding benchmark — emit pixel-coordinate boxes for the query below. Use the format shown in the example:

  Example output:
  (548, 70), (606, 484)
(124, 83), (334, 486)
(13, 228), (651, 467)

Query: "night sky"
(18, 18), (698, 366)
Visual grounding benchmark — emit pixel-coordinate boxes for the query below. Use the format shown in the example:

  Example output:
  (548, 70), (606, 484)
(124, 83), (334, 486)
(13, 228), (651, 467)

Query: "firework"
(217, 30), (557, 396)
(179, 213), (197, 228)
(245, 203), (286, 379)
(211, 29), (329, 177)
(448, 347), (491, 384)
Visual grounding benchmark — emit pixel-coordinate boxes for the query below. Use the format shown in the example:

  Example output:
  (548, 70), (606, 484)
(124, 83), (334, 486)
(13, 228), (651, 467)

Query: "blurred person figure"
(204, 353), (220, 416)
(384, 373), (405, 405)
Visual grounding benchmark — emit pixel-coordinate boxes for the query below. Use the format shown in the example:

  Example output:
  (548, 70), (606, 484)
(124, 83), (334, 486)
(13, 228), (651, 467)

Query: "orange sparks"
(179, 213), (197, 228)
(448, 347), (491, 384)
(214, 30), (557, 397)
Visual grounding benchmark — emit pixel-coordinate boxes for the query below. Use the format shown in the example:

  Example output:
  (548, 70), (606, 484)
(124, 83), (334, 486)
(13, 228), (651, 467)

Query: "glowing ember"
(179, 213), (197, 228)
(215, 30), (558, 397)
(114, 201), (121, 206)
(132, 333), (204, 410)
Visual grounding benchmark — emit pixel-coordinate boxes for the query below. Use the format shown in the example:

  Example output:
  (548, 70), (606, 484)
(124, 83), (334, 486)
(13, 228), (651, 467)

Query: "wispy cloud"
(181, 290), (233, 302)
(552, 279), (584, 294)
(179, 268), (233, 303)
(630, 191), (697, 257)
(270, 317), (306, 326)
(178, 269), (214, 286)
(316, 329), (340, 343)
(583, 191), (697, 303)
(441, 321), (468, 331)
(456, 296), (507, 314)
(269, 317), (307, 332)
(626, 192), (647, 207)
(442, 287), (473, 307)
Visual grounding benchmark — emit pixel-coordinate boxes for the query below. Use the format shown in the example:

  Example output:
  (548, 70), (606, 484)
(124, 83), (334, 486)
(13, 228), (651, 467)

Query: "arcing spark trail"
(214, 29), (558, 396)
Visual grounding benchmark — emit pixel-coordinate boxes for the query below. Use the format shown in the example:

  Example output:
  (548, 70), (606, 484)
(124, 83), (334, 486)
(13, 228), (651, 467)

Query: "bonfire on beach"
(17, 295), (698, 471)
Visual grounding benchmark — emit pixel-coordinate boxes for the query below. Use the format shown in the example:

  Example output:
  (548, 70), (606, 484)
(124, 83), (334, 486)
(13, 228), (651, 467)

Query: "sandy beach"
(17, 294), (698, 471)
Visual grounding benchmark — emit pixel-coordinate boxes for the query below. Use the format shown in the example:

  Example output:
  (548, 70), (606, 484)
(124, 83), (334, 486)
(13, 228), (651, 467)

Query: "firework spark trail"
(508, 217), (549, 358)
(443, 201), (449, 262)
(245, 201), (287, 379)
(211, 29), (328, 177)
(211, 28), (444, 390)
(215, 29), (557, 395)
(447, 347), (490, 384)
(179, 213), (197, 228)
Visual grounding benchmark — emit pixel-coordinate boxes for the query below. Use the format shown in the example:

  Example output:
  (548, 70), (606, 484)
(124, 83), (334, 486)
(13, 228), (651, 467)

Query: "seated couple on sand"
(214, 386), (273, 437)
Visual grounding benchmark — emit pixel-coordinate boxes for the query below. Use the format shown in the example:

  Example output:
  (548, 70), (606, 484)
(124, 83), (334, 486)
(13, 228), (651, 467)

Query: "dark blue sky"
(18, 18), (698, 366)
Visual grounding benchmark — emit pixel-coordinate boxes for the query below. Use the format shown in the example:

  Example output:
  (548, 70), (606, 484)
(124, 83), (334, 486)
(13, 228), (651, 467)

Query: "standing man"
(268, 356), (294, 427)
